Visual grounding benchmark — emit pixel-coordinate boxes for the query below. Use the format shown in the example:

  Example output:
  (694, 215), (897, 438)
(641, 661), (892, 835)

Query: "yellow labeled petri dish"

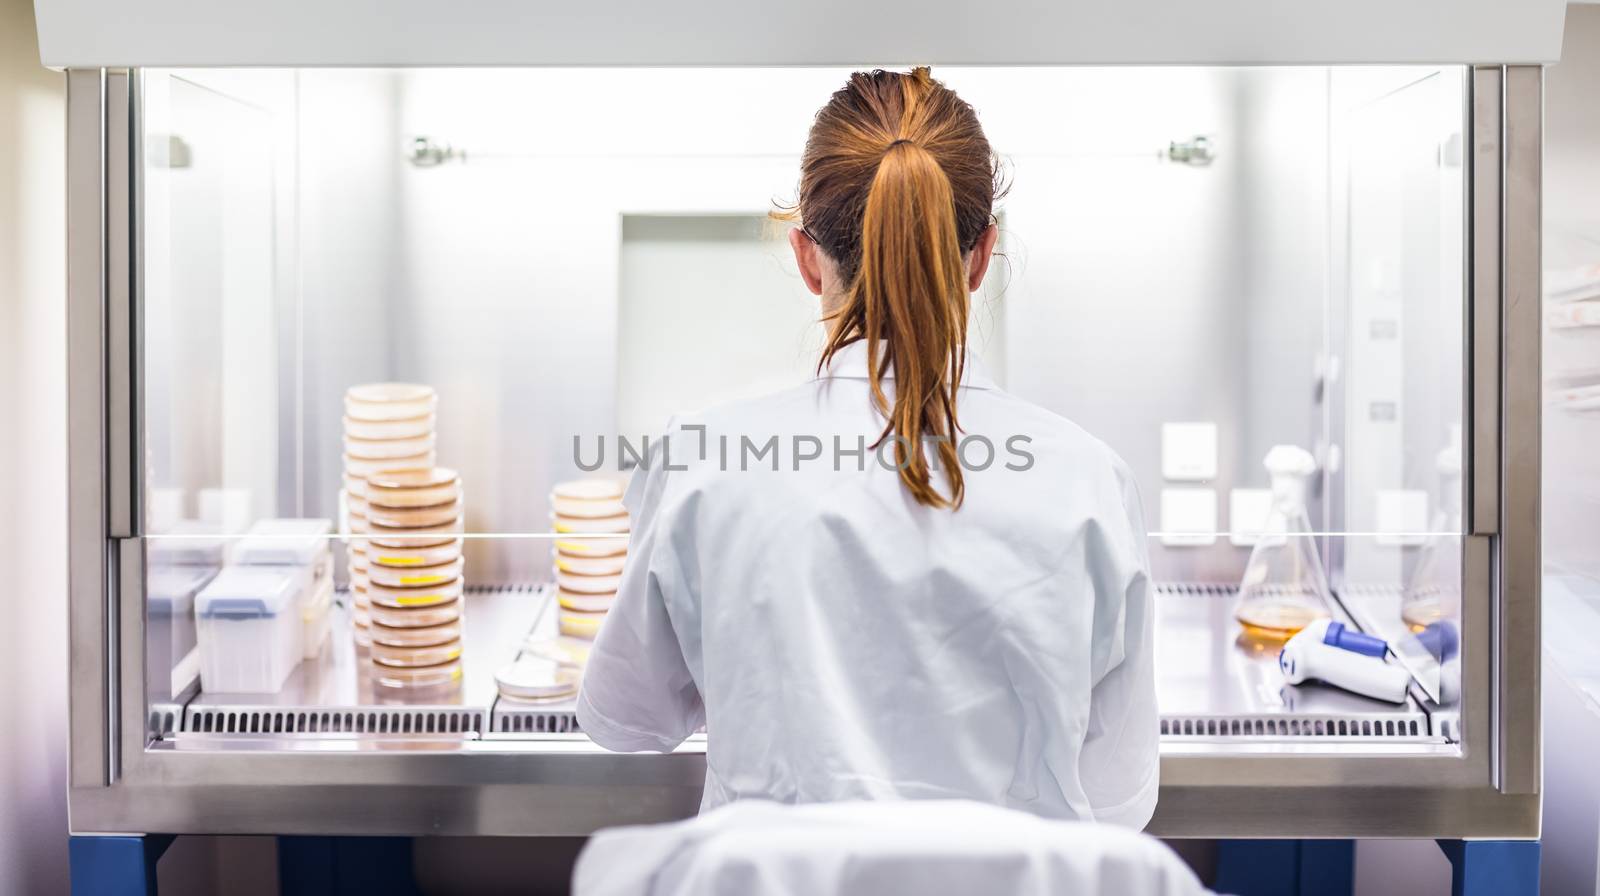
(344, 433), (436, 461)
(495, 657), (580, 702)
(370, 618), (461, 649)
(343, 413), (434, 441)
(372, 638), (463, 668)
(368, 597), (463, 629)
(367, 499), (462, 530)
(368, 556), (464, 589)
(550, 513), (629, 535)
(523, 636), (592, 669)
(366, 467), (461, 509)
(553, 536), (628, 558)
(345, 383), (437, 422)
(366, 577), (464, 609)
(557, 588), (615, 613)
(344, 451), (437, 479)
(372, 657), (463, 690)
(550, 494), (627, 519)
(370, 538), (462, 569)
(558, 608), (607, 640)
(367, 516), (464, 549)
(556, 570), (621, 594)
(552, 550), (627, 576)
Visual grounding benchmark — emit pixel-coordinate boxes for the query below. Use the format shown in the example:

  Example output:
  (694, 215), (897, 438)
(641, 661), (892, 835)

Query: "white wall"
(0, 0), (68, 891)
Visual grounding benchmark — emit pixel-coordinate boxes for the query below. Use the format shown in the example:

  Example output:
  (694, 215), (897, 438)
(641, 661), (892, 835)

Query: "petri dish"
(367, 516), (464, 548)
(368, 556), (463, 589)
(553, 537), (628, 558)
(557, 589), (615, 613)
(556, 570), (621, 594)
(551, 479), (625, 501)
(344, 472), (367, 498)
(369, 539), (462, 569)
(372, 657), (463, 690)
(343, 414), (434, 441)
(368, 500), (462, 530)
(371, 638), (463, 668)
(558, 608), (607, 640)
(344, 451), (437, 479)
(344, 433), (436, 461)
(550, 513), (629, 535)
(370, 618), (462, 648)
(550, 495), (627, 519)
(367, 468), (461, 509)
(552, 550), (627, 576)
(345, 383), (437, 422)
(495, 657), (580, 702)
(367, 597), (463, 628)
(366, 577), (464, 609)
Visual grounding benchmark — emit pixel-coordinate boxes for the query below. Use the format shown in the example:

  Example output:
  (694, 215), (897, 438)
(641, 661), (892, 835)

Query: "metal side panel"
(1497, 63), (1542, 797)
(66, 68), (110, 792)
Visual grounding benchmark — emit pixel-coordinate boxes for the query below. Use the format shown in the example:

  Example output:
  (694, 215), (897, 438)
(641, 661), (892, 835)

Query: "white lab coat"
(577, 340), (1158, 827)
(572, 800), (1208, 896)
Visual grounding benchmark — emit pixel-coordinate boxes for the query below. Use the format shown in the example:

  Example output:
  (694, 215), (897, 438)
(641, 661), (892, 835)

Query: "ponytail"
(829, 138), (968, 508)
(785, 67), (1002, 510)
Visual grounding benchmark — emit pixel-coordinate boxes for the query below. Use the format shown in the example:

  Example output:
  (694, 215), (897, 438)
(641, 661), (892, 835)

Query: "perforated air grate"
(183, 706), (486, 736)
(492, 707), (582, 734)
(1160, 711), (1432, 741)
(1156, 582), (1238, 598)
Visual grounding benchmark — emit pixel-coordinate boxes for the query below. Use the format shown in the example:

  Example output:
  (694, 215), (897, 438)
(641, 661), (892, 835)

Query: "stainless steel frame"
(66, 65), (1543, 839)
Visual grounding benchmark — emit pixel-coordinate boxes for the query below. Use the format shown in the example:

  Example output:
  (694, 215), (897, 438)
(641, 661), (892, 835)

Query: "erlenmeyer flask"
(1402, 434), (1463, 631)
(1235, 445), (1334, 641)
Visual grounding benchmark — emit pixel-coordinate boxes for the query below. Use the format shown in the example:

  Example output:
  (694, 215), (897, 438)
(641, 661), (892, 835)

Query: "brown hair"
(781, 67), (1002, 509)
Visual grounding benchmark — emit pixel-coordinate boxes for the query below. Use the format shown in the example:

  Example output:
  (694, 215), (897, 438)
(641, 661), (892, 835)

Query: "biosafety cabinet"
(46, 0), (1557, 840)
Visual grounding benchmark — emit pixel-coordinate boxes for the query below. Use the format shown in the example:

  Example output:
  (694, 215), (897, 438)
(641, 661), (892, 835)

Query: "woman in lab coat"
(577, 67), (1158, 829)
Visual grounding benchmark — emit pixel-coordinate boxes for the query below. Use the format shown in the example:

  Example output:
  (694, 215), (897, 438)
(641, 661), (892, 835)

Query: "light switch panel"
(1160, 487), (1217, 546)
(1162, 422), (1218, 481)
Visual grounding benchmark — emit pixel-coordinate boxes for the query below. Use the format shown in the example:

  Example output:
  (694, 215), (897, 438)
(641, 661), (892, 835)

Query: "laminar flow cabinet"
(43, 0), (1555, 874)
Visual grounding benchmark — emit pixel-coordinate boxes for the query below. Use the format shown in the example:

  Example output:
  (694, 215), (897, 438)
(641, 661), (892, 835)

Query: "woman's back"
(577, 341), (1158, 827)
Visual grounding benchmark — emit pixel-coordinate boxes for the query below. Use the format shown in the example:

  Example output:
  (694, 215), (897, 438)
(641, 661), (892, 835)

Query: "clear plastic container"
(369, 539), (462, 569)
(1234, 445), (1334, 641)
(552, 550), (627, 576)
(367, 467), (461, 509)
(368, 597), (462, 628)
(366, 577), (464, 609)
(367, 556), (464, 589)
(367, 499), (462, 530)
(148, 565), (217, 685)
(344, 383), (437, 422)
(343, 414), (435, 441)
(557, 588), (615, 613)
(195, 566), (308, 693)
(301, 573), (335, 659)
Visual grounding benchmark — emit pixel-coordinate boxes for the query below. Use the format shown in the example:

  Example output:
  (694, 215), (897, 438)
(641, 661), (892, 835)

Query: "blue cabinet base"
(1215, 838), (1539, 896)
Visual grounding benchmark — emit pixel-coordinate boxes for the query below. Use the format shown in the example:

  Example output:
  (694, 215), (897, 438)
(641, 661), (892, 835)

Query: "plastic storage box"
(195, 566), (308, 693)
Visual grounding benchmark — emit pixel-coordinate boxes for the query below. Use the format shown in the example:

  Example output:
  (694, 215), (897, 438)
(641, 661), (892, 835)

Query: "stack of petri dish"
(364, 467), (466, 692)
(343, 383), (437, 650)
(549, 479), (629, 643)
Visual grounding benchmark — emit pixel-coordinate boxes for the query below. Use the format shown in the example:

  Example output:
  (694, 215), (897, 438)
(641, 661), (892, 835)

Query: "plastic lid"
(552, 479), (624, 501)
(347, 383), (435, 404)
(344, 383), (437, 423)
(149, 520), (228, 566)
(366, 472), (461, 510)
(550, 513), (630, 535)
(343, 451), (438, 478)
(495, 657), (580, 701)
(368, 500), (463, 530)
(368, 467), (460, 491)
(371, 657), (462, 690)
(364, 516), (464, 548)
(368, 556), (464, 589)
(343, 414), (434, 441)
(371, 637), (463, 668)
(553, 537), (629, 558)
(196, 566), (308, 619)
(147, 566), (218, 614)
(369, 539), (462, 569)
(344, 433), (436, 461)
(233, 518), (333, 567)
